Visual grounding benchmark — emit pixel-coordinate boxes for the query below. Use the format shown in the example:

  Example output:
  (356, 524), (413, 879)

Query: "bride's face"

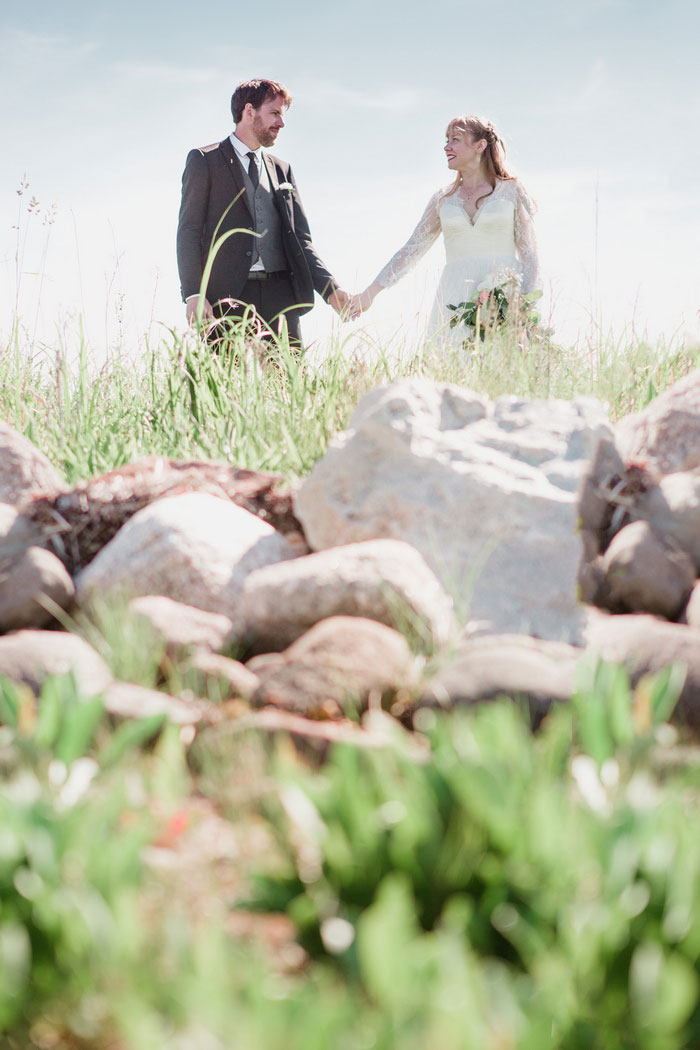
(444, 130), (483, 171)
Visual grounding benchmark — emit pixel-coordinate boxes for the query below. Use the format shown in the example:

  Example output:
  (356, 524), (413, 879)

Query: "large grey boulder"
(296, 380), (611, 643)
(238, 539), (457, 653)
(0, 422), (65, 504)
(0, 546), (75, 632)
(0, 630), (112, 696)
(76, 493), (297, 617)
(615, 370), (700, 475)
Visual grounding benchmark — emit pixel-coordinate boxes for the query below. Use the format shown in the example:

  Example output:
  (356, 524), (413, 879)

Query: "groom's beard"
(253, 116), (279, 148)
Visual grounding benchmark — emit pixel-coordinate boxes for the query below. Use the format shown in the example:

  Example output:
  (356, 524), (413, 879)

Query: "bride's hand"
(348, 283), (381, 319)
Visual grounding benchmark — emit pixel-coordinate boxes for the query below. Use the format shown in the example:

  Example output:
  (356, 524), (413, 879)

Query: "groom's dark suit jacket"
(176, 136), (337, 313)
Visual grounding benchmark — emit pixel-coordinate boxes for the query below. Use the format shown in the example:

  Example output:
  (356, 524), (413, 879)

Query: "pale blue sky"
(1, 0), (698, 357)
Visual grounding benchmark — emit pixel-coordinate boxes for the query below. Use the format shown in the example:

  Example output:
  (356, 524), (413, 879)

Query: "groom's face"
(251, 96), (287, 148)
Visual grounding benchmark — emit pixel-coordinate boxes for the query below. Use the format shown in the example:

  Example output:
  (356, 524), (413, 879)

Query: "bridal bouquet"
(447, 269), (542, 341)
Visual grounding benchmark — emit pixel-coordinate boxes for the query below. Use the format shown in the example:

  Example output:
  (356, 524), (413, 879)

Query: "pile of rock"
(3, 371), (700, 740)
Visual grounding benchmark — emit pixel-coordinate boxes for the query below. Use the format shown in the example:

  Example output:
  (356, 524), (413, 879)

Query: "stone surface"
(0, 422), (65, 504)
(183, 651), (260, 701)
(103, 681), (207, 725)
(23, 456), (305, 575)
(127, 596), (233, 657)
(75, 492), (297, 616)
(0, 546), (75, 632)
(587, 612), (700, 727)
(0, 630), (112, 696)
(683, 582), (700, 628)
(250, 616), (421, 716)
(195, 707), (428, 768)
(600, 521), (695, 619)
(577, 432), (626, 540)
(0, 503), (45, 561)
(296, 379), (612, 643)
(615, 370), (700, 475)
(238, 539), (457, 654)
(630, 469), (700, 571)
(419, 633), (580, 721)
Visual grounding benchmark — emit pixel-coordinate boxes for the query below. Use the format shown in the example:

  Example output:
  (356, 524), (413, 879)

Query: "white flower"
(278, 182), (295, 192)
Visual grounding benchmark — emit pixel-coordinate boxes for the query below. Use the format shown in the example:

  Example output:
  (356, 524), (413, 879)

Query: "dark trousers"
(211, 271), (303, 350)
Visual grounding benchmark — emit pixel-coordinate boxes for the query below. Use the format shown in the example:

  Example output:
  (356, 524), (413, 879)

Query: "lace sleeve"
(372, 190), (442, 289)
(513, 180), (540, 294)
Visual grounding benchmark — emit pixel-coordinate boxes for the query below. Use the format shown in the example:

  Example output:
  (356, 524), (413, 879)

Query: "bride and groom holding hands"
(176, 78), (540, 349)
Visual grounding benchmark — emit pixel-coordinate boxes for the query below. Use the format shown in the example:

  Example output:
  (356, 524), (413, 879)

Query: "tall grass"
(2, 316), (698, 486)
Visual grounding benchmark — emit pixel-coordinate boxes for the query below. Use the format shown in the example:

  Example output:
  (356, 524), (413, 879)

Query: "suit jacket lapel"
(219, 137), (253, 221)
(262, 152), (280, 192)
(263, 153), (293, 223)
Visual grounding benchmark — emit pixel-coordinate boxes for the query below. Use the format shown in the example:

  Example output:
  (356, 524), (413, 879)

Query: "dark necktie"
(246, 151), (259, 189)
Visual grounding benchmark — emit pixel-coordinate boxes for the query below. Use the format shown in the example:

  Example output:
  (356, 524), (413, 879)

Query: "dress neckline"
(454, 178), (507, 227)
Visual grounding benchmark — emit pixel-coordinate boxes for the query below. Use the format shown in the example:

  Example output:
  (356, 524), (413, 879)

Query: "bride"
(348, 115), (540, 339)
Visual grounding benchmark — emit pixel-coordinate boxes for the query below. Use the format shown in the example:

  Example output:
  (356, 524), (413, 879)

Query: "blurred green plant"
(0, 673), (167, 1040)
(243, 664), (700, 1048)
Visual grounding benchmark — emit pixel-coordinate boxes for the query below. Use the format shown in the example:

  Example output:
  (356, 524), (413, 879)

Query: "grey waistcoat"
(240, 161), (288, 272)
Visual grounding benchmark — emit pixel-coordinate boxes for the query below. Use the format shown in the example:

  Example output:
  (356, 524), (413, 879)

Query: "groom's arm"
(176, 149), (209, 302)
(284, 165), (341, 304)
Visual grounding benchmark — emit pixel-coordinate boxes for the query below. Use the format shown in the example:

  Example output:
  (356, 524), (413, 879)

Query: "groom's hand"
(328, 288), (352, 319)
(186, 295), (214, 326)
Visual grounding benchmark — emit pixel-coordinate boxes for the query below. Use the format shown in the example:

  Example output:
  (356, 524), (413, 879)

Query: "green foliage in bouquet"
(448, 281), (543, 342)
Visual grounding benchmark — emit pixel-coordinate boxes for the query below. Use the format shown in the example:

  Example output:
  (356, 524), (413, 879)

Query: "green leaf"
(54, 693), (104, 767)
(98, 713), (167, 769)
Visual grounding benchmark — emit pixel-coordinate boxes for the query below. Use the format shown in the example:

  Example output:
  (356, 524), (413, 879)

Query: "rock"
(615, 370), (700, 475)
(183, 652), (260, 701)
(193, 707), (427, 768)
(22, 456), (305, 575)
(238, 539), (457, 654)
(296, 379), (612, 643)
(250, 616), (421, 716)
(0, 546), (75, 632)
(587, 612), (700, 727)
(577, 432), (626, 540)
(630, 469), (700, 570)
(600, 521), (695, 619)
(0, 503), (45, 560)
(418, 634), (580, 722)
(0, 630), (112, 696)
(127, 596), (233, 658)
(75, 493), (297, 617)
(102, 681), (208, 725)
(0, 422), (65, 504)
(683, 582), (700, 628)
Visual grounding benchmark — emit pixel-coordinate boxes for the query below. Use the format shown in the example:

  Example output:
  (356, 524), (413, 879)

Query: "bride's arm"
(513, 180), (540, 295)
(352, 190), (443, 313)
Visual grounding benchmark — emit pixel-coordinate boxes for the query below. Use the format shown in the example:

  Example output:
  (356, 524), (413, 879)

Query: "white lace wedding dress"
(372, 177), (540, 341)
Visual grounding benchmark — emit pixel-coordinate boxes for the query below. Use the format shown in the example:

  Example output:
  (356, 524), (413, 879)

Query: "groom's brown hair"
(231, 79), (292, 123)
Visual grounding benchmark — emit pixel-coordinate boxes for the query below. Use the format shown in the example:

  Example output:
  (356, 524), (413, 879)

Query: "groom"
(176, 78), (349, 347)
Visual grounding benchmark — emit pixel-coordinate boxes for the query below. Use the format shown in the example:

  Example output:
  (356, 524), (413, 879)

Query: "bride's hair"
(443, 116), (514, 209)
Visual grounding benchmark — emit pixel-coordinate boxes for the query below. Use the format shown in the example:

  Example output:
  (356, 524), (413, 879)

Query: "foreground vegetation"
(3, 653), (700, 1049)
(2, 316), (699, 483)
(2, 317), (700, 1048)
